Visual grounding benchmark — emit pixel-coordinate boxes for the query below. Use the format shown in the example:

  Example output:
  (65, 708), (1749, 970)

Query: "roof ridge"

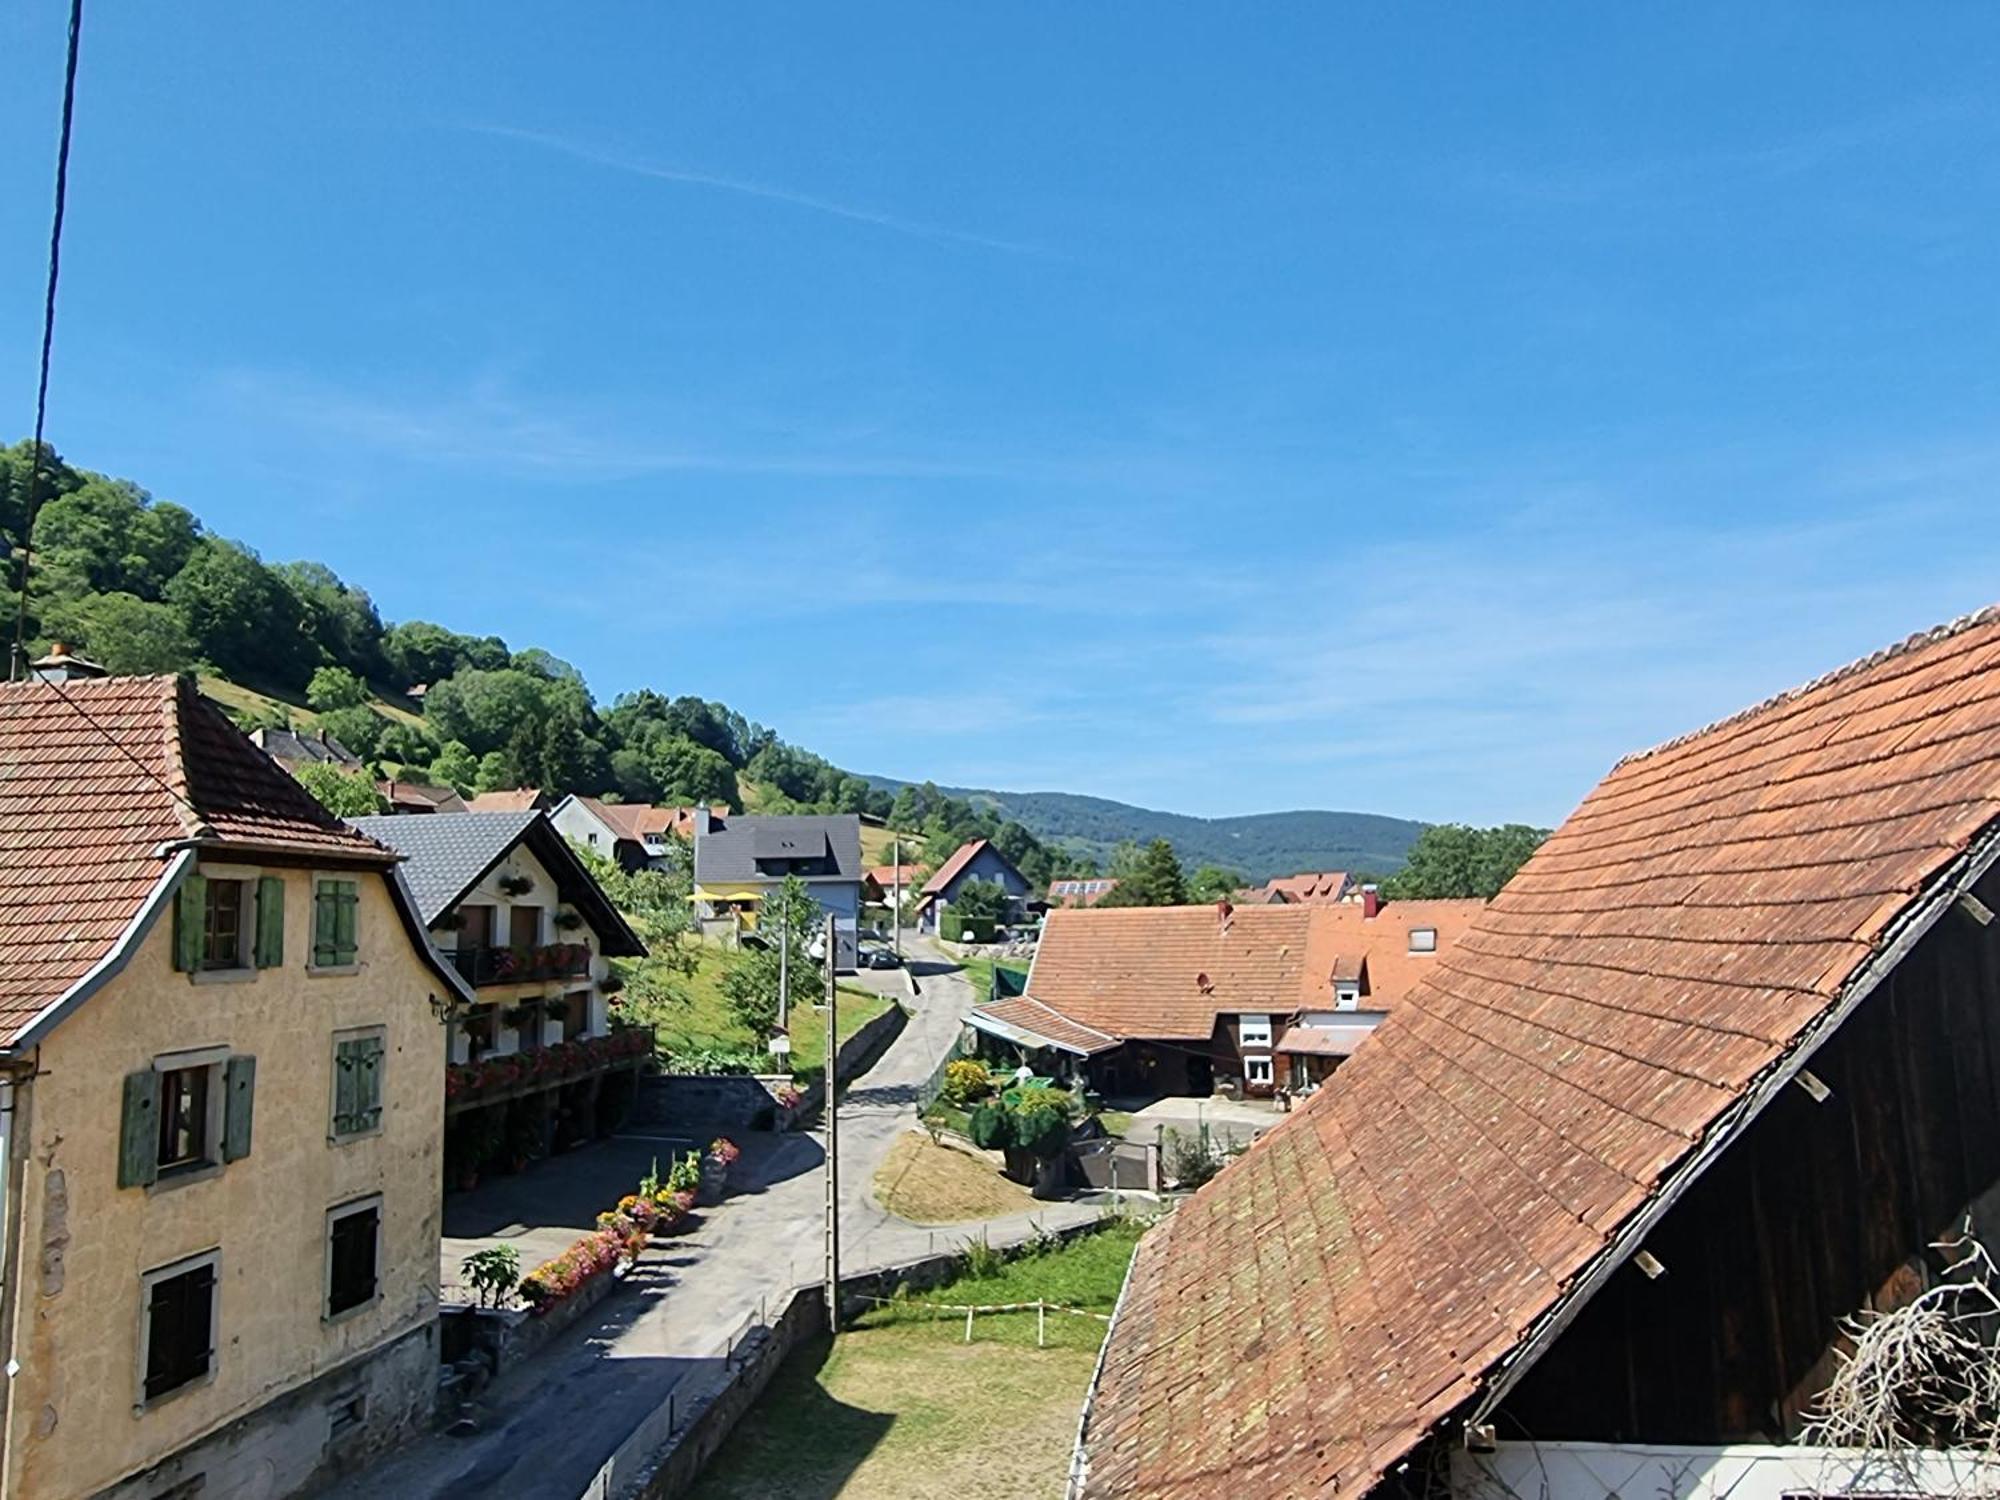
(1615, 601), (2000, 770)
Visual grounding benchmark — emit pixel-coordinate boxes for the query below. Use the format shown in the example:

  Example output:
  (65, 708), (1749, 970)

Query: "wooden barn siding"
(1498, 864), (2000, 1445)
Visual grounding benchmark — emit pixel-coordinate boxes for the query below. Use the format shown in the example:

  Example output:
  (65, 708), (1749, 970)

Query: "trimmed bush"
(940, 1058), (993, 1106)
(968, 1100), (1012, 1151)
(940, 911), (997, 944)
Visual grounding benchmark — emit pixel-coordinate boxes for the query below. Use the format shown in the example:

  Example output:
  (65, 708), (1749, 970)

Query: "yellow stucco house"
(0, 669), (475, 1499)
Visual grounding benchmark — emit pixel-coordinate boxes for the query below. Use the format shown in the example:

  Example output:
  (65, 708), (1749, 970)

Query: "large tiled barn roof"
(1077, 603), (2000, 1499)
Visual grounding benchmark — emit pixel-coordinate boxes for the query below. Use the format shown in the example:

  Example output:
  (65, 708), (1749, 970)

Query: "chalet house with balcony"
(347, 812), (648, 1187)
(969, 895), (1480, 1099)
(549, 793), (717, 872)
(1074, 604), (2000, 1500)
(0, 671), (476, 1500)
(691, 810), (864, 970)
(915, 837), (1033, 933)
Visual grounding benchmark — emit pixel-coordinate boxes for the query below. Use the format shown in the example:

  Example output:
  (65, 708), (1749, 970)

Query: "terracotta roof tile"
(0, 675), (394, 1045)
(1256, 870), (1351, 903)
(1078, 603), (2000, 1500)
(922, 837), (1019, 896)
(969, 995), (1122, 1054)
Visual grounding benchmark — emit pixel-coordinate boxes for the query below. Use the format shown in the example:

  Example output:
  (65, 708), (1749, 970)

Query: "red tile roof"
(1048, 877), (1120, 908)
(864, 863), (921, 893)
(922, 837), (1013, 896)
(464, 787), (546, 812)
(583, 798), (721, 843)
(1255, 870), (1351, 903)
(1078, 603), (2000, 1500)
(0, 675), (396, 1045)
(1022, 899), (1479, 1044)
(969, 995), (1121, 1056)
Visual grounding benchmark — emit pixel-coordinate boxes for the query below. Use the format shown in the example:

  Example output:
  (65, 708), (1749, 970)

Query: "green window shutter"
(222, 1055), (256, 1162)
(172, 874), (208, 973)
(118, 1070), (160, 1188)
(254, 875), (285, 969)
(334, 882), (358, 964)
(357, 1035), (383, 1130)
(333, 1038), (359, 1134)
(314, 884), (338, 966)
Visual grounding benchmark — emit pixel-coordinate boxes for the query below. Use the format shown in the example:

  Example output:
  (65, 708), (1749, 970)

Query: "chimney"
(691, 804), (712, 837)
(1362, 885), (1380, 920)
(29, 641), (108, 684)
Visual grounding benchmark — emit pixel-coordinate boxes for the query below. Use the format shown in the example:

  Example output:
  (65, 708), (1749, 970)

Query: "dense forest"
(0, 440), (1083, 887)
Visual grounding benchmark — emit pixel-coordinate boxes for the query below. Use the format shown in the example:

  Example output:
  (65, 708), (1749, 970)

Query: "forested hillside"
(0, 439), (1079, 885)
(868, 780), (1425, 883)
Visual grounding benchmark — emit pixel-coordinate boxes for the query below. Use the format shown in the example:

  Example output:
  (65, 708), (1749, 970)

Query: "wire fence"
(914, 1029), (975, 1114)
(849, 1291), (1113, 1346)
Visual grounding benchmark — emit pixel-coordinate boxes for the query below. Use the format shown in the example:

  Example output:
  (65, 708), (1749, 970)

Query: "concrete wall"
(4, 863), (444, 1499)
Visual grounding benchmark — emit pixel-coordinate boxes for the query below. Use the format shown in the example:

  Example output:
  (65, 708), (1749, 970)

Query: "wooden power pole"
(822, 911), (841, 1333)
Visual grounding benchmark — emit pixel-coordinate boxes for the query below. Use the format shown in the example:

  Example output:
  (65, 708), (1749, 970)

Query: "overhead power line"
(9, 0), (87, 682)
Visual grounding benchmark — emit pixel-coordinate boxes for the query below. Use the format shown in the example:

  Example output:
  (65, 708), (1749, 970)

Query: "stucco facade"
(0, 861), (446, 1499)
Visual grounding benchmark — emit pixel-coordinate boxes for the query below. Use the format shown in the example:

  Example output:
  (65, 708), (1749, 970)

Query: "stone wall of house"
(3, 864), (445, 1499)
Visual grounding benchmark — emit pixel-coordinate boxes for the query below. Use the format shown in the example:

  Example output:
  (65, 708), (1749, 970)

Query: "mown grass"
(871, 1131), (1035, 1224)
(689, 1220), (1145, 1500)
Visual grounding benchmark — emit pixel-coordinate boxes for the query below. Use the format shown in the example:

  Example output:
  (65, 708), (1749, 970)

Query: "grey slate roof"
(693, 813), (863, 886)
(349, 811), (540, 922)
(349, 808), (646, 956)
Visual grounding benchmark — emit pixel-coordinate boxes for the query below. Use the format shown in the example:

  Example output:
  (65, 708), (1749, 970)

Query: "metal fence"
(915, 1028), (975, 1114)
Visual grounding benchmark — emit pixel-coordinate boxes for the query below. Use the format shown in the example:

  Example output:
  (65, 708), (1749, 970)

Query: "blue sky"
(4, 5), (1999, 827)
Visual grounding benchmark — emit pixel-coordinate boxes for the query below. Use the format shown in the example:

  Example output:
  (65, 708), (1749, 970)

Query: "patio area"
(1105, 1092), (1284, 1151)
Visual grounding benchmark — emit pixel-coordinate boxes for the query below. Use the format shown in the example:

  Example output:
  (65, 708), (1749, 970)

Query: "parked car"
(862, 946), (903, 969)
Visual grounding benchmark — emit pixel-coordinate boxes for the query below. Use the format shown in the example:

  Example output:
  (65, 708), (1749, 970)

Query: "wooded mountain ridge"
(866, 779), (1426, 883)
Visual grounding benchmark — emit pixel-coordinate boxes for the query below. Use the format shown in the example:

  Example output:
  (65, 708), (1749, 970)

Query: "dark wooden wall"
(1497, 862), (2000, 1444)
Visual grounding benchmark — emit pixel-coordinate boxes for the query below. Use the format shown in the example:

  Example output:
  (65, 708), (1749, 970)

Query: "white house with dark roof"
(690, 809), (864, 969)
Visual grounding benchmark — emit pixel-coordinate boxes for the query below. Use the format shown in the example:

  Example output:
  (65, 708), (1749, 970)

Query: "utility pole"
(777, 882), (789, 1032)
(891, 836), (902, 963)
(822, 911), (841, 1334)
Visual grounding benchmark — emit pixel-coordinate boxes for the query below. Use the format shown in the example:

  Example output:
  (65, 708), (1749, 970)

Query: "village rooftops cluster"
(1075, 602), (2000, 1499)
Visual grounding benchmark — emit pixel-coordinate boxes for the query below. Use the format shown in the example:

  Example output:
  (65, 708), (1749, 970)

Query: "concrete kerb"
(604, 1215), (1118, 1500)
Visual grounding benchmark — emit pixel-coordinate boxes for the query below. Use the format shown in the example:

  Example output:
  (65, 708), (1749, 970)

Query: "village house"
(549, 793), (717, 872)
(1048, 876), (1119, 909)
(0, 670), (476, 1500)
(914, 836), (1033, 933)
(862, 861), (921, 910)
(1073, 604), (2000, 1500)
(1244, 869), (1350, 904)
(970, 895), (1480, 1100)
(249, 723), (362, 774)
(346, 812), (649, 1185)
(691, 810), (864, 970)
(374, 778), (467, 815)
(463, 787), (551, 813)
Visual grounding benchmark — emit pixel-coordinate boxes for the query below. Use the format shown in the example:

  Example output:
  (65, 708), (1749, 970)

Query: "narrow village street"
(336, 936), (1100, 1500)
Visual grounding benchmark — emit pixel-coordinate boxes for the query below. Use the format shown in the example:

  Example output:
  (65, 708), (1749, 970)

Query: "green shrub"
(940, 911), (997, 944)
(967, 1101), (1012, 1151)
(940, 1057), (993, 1106)
(460, 1243), (521, 1308)
(1012, 1098), (1071, 1159)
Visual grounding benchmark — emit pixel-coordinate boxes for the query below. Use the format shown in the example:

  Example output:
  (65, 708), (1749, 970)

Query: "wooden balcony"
(449, 941), (594, 988)
(444, 1027), (654, 1115)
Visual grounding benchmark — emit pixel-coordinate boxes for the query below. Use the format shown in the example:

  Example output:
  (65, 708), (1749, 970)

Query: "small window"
(314, 879), (359, 968)
(1334, 985), (1360, 1013)
(331, 1031), (385, 1139)
(326, 1200), (381, 1318)
(1245, 1057), (1273, 1085)
(1409, 927), (1438, 954)
(142, 1253), (218, 1403)
(157, 1064), (215, 1173)
(509, 906), (542, 949)
(459, 905), (495, 949)
(203, 880), (246, 970)
(1239, 1013), (1273, 1048)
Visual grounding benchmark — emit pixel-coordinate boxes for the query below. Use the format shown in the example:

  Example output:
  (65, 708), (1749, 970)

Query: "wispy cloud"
(463, 123), (1057, 259)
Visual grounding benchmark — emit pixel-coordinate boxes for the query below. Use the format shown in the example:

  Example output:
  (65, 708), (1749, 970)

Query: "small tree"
(951, 878), (1011, 923)
(460, 1243), (521, 1309)
(968, 1101), (1012, 1151)
(293, 761), (385, 816)
(306, 665), (370, 712)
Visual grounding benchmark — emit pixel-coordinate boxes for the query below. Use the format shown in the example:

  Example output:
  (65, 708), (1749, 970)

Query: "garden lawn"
(871, 1131), (1035, 1224)
(689, 1221), (1144, 1500)
(629, 945), (892, 1083)
(955, 955), (1030, 1005)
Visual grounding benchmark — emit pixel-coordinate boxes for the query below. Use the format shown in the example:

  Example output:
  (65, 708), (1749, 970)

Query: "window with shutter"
(254, 875), (284, 968)
(141, 1255), (218, 1402)
(222, 1055), (256, 1162)
(314, 879), (359, 968)
(331, 1031), (385, 1138)
(326, 1200), (380, 1317)
(119, 1070), (161, 1188)
(172, 875), (208, 973)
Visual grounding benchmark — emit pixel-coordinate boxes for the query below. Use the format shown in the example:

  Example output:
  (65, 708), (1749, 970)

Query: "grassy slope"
(955, 956), (1030, 1006)
(690, 1221), (1143, 1500)
(198, 674), (426, 734)
(635, 945), (892, 1081)
(871, 1132), (1036, 1224)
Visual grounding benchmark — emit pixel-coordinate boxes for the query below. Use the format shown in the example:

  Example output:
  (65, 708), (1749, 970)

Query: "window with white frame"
(325, 1197), (382, 1319)
(1334, 985), (1361, 1012)
(1239, 1013), (1273, 1048)
(141, 1250), (219, 1404)
(1409, 927), (1438, 954)
(1245, 1057), (1274, 1085)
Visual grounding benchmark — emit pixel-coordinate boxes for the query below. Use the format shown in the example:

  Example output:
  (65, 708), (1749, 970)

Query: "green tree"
(1099, 839), (1187, 906)
(307, 666), (370, 711)
(36, 591), (193, 674)
(1188, 864), (1247, 904)
(424, 669), (563, 755)
(430, 739), (479, 794)
(646, 736), (738, 806)
(31, 477), (197, 601)
(1381, 823), (1548, 900)
(276, 561), (386, 680)
(292, 761), (385, 816)
(319, 704), (385, 761)
(474, 748), (523, 795)
(951, 878), (1011, 923)
(166, 537), (316, 688)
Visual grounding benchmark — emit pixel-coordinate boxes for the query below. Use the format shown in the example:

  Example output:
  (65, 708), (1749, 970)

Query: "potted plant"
(499, 873), (535, 897)
(555, 909), (583, 931)
(700, 1137), (740, 1204)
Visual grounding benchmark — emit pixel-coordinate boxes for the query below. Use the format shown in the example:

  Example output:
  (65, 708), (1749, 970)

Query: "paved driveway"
(338, 937), (1096, 1499)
